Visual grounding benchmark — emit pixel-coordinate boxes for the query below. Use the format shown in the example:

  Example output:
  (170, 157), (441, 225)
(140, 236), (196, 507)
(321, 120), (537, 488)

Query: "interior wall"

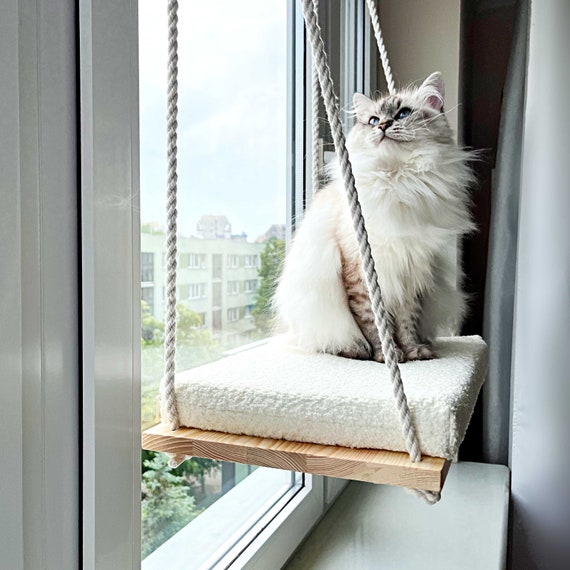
(458, 1), (516, 461)
(377, 0), (461, 137)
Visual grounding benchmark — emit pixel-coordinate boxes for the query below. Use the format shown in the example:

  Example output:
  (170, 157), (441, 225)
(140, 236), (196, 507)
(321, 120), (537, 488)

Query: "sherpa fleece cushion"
(162, 336), (487, 460)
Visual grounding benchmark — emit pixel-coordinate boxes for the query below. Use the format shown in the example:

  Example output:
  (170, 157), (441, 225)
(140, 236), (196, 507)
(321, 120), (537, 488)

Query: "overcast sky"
(139, 0), (288, 240)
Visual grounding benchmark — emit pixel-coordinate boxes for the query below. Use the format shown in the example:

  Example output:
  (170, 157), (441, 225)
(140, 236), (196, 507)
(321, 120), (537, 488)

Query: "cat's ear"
(353, 93), (376, 122)
(419, 72), (445, 112)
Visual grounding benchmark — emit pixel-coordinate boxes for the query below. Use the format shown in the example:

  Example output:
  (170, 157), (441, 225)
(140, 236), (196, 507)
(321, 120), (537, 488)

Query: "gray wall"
(378, 0), (461, 136)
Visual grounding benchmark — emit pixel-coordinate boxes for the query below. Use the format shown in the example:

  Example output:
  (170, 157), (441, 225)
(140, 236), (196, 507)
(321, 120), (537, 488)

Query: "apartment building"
(141, 231), (264, 347)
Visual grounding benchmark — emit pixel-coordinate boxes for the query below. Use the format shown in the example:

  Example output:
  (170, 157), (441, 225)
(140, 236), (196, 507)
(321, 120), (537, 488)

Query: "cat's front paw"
(373, 346), (405, 363)
(403, 344), (436, 361)
(338, 338), (372, 361)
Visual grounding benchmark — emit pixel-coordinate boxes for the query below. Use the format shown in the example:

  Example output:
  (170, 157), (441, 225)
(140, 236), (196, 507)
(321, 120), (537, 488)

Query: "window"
(126, 0), (373, 567)
(227, 281), (240, 295)
(141, 286), (155, 316)
(188, 283), (207, 299)
(141, 252), (154, 282)
(227, 307), (240, 323)
(187, 253), (207, 269)
(227, 255), (240, 269)
(244, 254), (258, 268)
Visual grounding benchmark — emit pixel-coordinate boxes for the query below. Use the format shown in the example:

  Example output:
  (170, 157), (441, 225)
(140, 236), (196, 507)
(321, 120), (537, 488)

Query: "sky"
(138, 0), (288, 241)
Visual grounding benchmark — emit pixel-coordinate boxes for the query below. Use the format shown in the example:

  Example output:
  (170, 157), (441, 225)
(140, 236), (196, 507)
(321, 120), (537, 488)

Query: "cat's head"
(349, 72), (454, 166)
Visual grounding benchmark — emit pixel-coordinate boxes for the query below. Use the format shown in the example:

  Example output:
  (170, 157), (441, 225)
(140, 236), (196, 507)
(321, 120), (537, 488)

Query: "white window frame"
(188, 283), (207, 300)
(141, 251), (154, 282)
(227, 307), (240, 322)
(244, 279), (258, 294)
(227, 254), (240, 269)
(79, 0), (374, 568)
(228, 280), (240, 295)
(188, 253), (206, 269)
(80, 1), (141, 568)
(244, 254), (258, 268)
(1, 1), (80, 567)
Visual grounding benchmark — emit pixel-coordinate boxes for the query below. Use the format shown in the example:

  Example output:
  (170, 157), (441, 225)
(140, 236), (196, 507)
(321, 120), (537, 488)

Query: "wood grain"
(142, 423), (450, 492)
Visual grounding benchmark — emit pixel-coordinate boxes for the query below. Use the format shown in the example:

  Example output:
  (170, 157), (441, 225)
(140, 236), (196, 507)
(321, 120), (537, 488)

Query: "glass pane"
(139, 0), (292, 562)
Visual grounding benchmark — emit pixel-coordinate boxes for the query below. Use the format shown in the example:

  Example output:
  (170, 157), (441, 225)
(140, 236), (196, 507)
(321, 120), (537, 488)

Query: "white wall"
(377, 0), (461, 137)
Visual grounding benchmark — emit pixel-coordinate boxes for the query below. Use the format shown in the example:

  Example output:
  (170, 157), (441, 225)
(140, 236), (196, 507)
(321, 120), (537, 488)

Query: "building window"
(187, 253), (207, 269)
(226, 333), (239, 347)
(244, 279), (258, 293)
(244, 304), (254, 319)
(141, 252), (154, 282)
(188, 283), (207, 299)
(227, 255), (240, 269)
(141, 286), (154, 316)
(227, 307), (239, 322)
(227, 281), (240, 295)
(244, 254), (258, 268)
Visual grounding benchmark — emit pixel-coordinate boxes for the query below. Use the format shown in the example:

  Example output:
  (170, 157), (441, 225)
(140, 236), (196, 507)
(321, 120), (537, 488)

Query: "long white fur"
(274, 73), (475, 355)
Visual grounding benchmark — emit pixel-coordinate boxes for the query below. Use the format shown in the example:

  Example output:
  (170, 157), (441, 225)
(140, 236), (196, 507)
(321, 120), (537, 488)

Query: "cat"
(274, 72), (475, 362)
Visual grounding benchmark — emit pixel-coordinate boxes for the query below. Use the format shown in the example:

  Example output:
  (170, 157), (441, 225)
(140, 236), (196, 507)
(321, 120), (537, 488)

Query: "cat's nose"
(379, 120), (393, 131)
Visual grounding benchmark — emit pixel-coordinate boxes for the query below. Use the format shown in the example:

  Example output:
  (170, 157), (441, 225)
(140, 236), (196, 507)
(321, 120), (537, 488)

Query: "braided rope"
(365, 0), (396, 95)
(311, 0), (320, 194)
(300, 0), (421, 463)
(163, 0), (179, 430)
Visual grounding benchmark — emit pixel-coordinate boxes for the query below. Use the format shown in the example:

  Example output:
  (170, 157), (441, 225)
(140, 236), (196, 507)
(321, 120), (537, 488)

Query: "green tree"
(141, 303), (222, 428)
(142, 450), (220, 495)
(253, 238), (285, 334)
(141, 453), (201, 558)
(141, 300), (164, 346)
(176, 303), (222, 368)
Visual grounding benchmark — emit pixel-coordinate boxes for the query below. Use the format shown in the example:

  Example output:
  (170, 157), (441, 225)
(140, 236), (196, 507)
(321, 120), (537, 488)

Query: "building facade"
(141, 232), (264, 347)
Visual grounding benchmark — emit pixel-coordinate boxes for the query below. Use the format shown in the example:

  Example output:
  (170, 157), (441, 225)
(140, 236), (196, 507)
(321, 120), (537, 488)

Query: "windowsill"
(142, 467), (301, 570)
(285, 462), (510, 570)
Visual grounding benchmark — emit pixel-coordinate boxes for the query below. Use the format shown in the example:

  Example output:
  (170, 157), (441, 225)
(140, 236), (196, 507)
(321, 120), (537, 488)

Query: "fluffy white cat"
(274, 72), (475, 362)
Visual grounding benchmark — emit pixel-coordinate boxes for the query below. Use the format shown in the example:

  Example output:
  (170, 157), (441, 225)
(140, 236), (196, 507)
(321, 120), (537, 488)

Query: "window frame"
(80, 0), (141, 568)
(80, 0), (374, 567)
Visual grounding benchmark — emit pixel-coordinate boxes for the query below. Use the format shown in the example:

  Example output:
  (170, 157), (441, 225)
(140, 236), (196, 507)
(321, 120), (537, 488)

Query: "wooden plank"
(142, 423), (450, 492)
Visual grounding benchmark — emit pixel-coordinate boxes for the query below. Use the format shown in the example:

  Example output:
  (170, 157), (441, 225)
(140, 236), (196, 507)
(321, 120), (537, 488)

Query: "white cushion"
(162, 336), (487, 459)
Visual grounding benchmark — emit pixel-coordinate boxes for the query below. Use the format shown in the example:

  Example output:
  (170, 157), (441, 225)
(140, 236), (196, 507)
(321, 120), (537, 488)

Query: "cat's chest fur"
(333, 172), (445, 306)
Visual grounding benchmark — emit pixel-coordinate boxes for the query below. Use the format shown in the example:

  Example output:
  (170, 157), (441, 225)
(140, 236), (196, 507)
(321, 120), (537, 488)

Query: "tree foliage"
(252, 238), (285, 334)
(141, 453), (201, 558)
(141, 300), (164, 345)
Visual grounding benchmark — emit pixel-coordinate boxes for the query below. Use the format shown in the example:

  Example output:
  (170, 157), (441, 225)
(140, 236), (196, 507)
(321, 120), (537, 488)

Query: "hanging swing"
(142, 0), (487, 504)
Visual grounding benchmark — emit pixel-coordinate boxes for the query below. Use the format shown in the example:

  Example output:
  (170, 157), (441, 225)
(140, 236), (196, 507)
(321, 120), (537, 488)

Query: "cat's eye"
(394, 107), (412, 120)
(368, 116), (380, 126)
